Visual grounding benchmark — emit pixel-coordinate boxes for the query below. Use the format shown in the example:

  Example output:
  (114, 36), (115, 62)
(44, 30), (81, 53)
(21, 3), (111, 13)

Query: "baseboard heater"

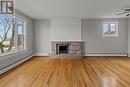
(85, 53), (128, 56)
(0, 55), (33, 75)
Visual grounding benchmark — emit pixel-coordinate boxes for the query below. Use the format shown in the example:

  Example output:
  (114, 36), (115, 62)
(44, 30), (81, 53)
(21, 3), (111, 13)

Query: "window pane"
(0, 15), (25, 55)
(103, 24), (109, 34)
(17, 35), (24, 50)
(0, 15), (16, 54)
(17, 20), (24, 50)
(18, 20), (23, 35)
(110, 24), (116, 35)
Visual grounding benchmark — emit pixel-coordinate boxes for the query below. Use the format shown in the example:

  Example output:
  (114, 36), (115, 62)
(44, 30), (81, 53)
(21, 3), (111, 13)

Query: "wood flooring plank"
(0, 57), (130, 87)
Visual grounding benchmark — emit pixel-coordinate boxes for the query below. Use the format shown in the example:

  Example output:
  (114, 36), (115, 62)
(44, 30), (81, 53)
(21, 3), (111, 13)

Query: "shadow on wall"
(81, 42), (86, 56)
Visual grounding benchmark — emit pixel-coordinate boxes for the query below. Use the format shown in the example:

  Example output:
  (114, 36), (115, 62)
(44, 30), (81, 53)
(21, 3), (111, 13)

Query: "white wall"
(82, 18), (128, 56)
(51, 18), (81, 41)
(34, 20), (50, 56)
(128, 18), (130, 57)
(0, 10), (34, 73)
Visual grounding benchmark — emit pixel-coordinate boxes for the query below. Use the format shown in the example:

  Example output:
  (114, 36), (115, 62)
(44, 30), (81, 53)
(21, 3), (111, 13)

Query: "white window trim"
(102, 22), (118, 37)
(15, 18), (26, 50)
(0, 15), (26, 56)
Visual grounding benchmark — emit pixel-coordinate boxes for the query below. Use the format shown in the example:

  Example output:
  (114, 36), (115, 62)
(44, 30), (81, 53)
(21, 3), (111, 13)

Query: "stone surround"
(50, 41), (83, 59)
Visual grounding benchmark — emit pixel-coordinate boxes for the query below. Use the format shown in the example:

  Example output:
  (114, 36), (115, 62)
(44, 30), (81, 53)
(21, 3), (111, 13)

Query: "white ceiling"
(15, 0), (130, 19)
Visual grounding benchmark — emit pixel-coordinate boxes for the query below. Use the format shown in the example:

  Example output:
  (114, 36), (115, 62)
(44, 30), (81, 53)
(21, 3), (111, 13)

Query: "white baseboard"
(85, 53), (128, 56)
(34, 53), (49, 56)
(0, 55), (34, 75)
(34, 53), (128, 57)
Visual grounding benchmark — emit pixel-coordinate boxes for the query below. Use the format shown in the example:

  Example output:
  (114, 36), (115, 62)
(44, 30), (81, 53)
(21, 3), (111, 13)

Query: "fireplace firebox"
(56, 44), (69, 54)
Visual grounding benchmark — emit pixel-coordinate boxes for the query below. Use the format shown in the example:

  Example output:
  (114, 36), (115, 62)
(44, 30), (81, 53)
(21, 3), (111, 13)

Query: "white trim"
(0, 55), (33, 75)
(85, 53), (128, 56)
(34, 53), (49, 56)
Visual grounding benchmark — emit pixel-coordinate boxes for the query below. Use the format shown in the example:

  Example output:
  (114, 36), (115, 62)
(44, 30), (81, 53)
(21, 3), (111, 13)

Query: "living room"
(0, 0), (130, 87)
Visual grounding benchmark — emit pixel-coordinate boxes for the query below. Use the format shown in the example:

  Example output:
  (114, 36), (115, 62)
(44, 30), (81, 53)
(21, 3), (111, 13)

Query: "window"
(103, 22), (118, 37)
(17, 19), (24, 50)
(0, 15), (25, 55)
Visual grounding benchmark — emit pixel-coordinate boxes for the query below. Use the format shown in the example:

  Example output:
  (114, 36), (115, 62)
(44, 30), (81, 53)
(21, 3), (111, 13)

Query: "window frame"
(16, 18), (26, 50)
(0, 14), (26, 56)
(102, 22), (118, 37)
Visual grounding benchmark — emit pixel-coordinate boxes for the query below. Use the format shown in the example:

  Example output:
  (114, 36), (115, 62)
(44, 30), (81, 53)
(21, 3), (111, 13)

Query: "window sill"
(102, 35), (118, 37)
(0, 49), (27, 57)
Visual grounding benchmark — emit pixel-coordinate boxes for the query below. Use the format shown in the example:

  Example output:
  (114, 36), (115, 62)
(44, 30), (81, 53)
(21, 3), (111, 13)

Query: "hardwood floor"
(0, 57), (130, 87)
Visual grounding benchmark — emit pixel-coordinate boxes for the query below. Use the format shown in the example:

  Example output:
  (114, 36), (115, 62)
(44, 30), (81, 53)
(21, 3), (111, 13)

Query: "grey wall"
(51, 19), (81, 41)
(34, 19), (81, 56)
(81, 18), (128, 55)
(0, 10), (34, 70)
(34, 20), (50, 56)
(34, 18), (128, 56)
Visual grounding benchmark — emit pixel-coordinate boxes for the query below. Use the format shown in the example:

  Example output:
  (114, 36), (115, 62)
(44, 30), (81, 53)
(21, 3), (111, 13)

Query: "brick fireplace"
(50, 41), (83, 59)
